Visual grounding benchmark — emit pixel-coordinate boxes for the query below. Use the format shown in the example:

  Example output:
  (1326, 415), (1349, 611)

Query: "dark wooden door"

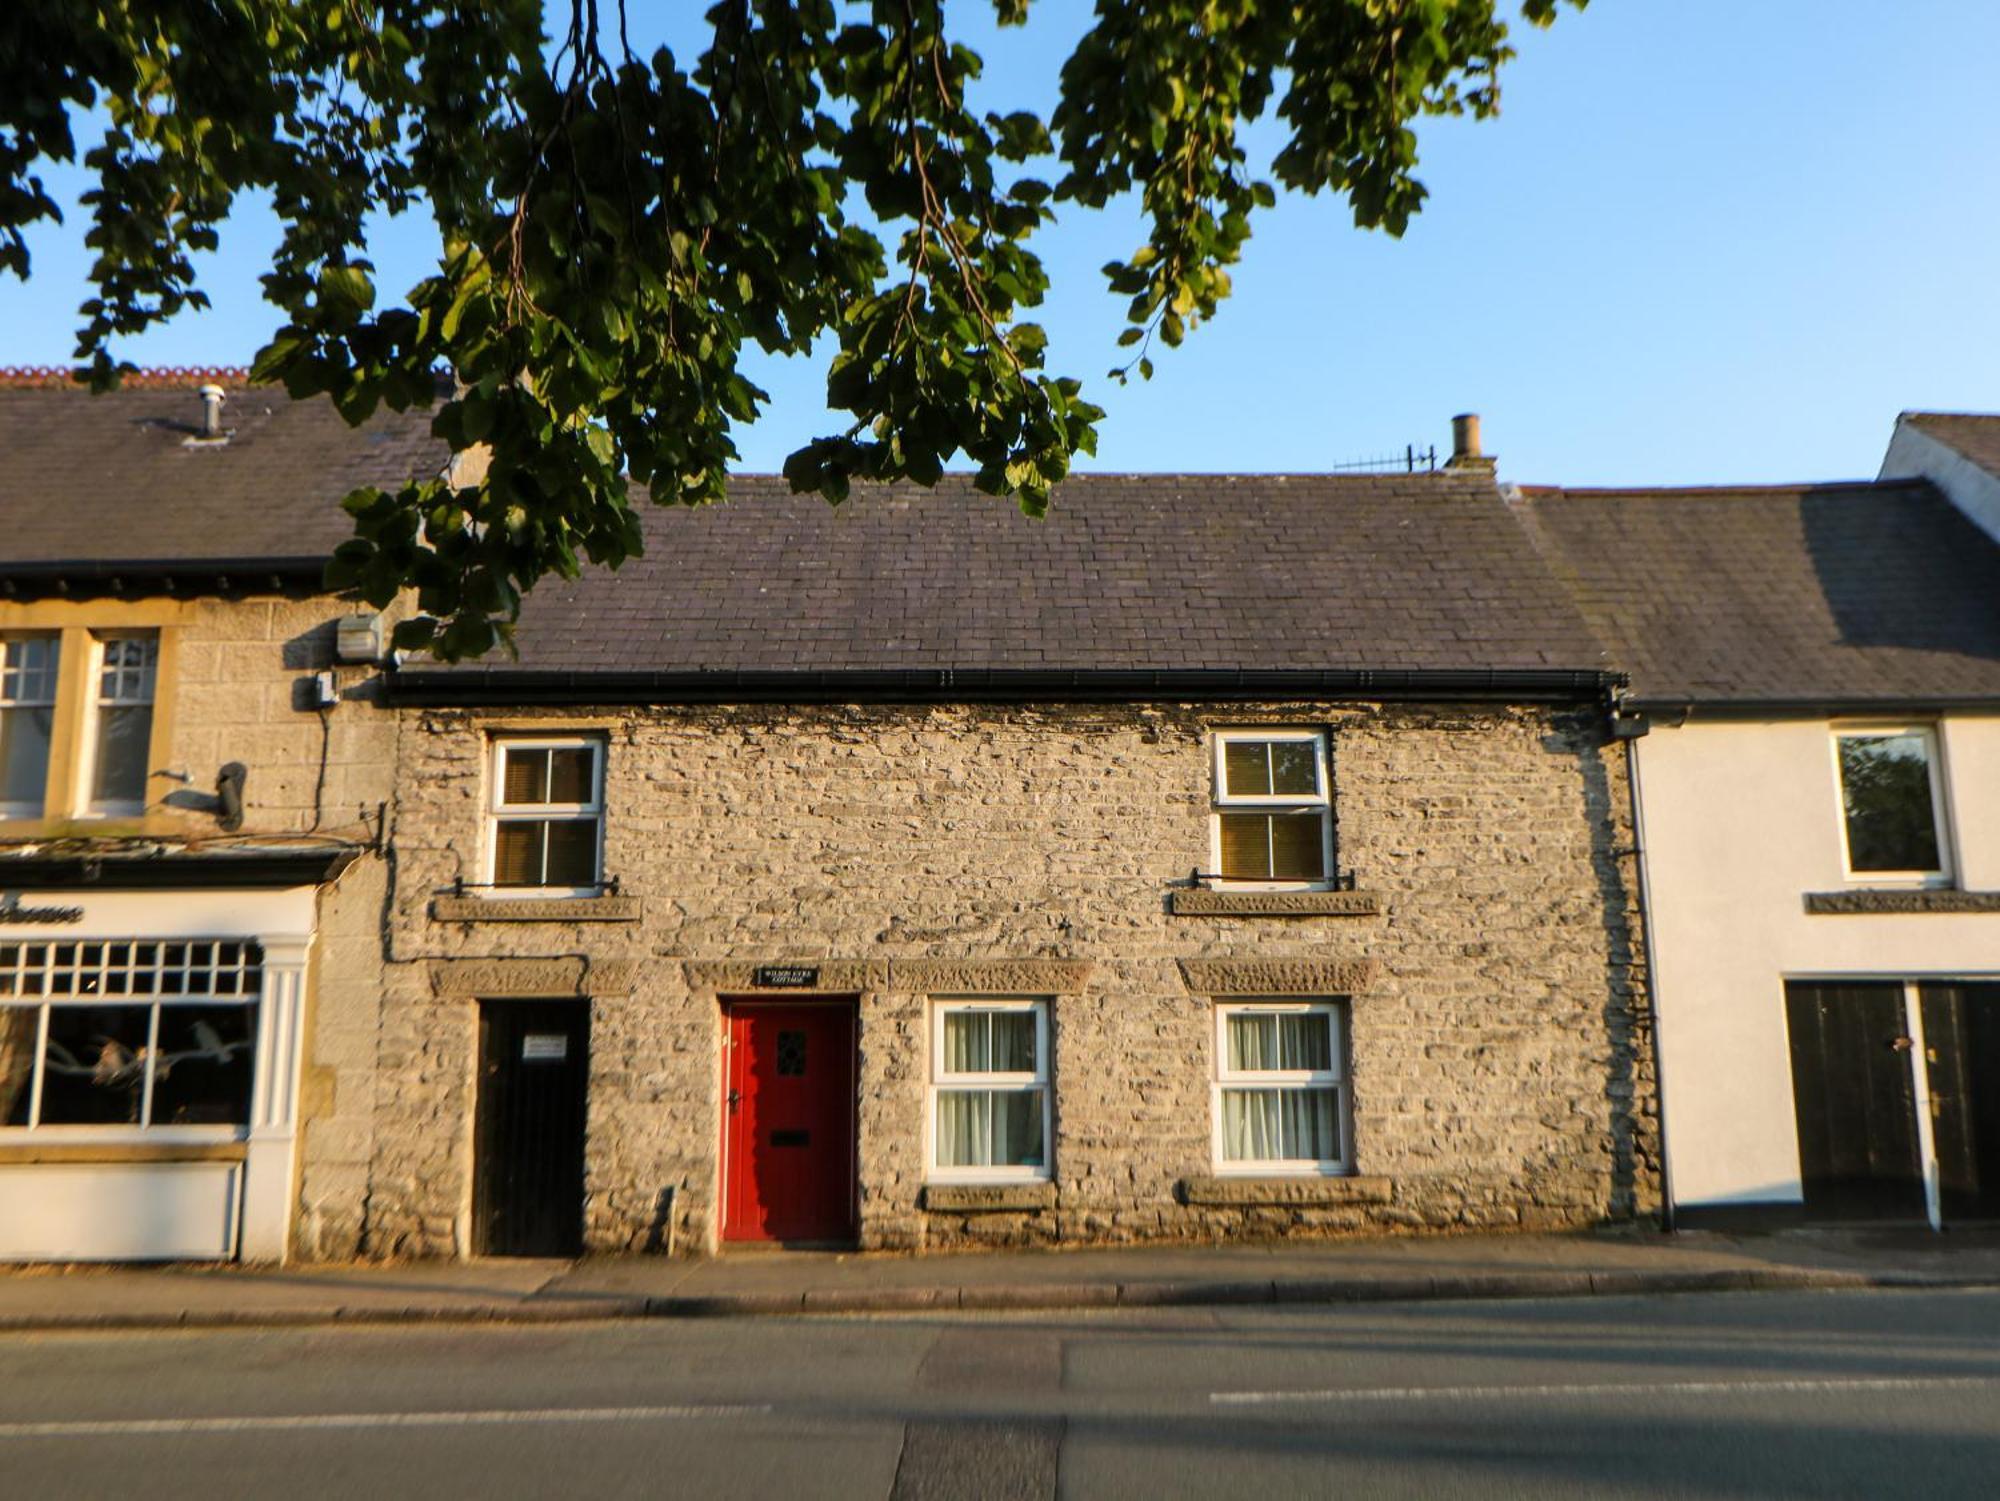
(474, 1000), (590, 1256)
(722, 1001), (857, 1244)
(1785, 982), (1925, 1221)
(1920, 983), (2000, 1223)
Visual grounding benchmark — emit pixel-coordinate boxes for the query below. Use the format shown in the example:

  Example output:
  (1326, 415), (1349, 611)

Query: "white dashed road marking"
(0, 1404), (773, 1440)
(1211, 1375), (2000, 1406)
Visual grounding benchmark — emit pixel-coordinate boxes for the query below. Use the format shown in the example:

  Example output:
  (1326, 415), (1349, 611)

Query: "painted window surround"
(0, 600), (186, 838)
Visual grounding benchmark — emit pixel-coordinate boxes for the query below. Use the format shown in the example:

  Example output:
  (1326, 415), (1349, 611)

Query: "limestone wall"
(349, 699), (1657, 1258)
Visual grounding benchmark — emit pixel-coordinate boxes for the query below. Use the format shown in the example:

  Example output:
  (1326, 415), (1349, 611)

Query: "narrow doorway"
(720, 1000), (858, 1245)
(473, 1000), (590, 1256)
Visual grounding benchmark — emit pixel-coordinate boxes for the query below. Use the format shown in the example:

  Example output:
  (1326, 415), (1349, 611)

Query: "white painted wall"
(1880, 419), (2000, 544)
(1636, 714), (2000, 1211)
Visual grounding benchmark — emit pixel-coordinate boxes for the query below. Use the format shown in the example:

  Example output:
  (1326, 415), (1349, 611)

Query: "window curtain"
(943, 1012), (1035, 1074)
(1221, 1086), (1337, 1162)
(1225, 1014), (1332, 1073)
(937, 1088), (1045, 1168)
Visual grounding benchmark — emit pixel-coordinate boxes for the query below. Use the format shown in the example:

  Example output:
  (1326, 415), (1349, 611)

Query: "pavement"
(7, 1224), (2000, 1333)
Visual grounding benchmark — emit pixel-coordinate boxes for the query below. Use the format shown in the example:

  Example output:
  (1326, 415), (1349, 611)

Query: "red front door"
(722, 1001), (858, 1244)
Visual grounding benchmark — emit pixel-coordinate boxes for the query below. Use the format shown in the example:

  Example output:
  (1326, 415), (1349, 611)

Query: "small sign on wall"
(521, 1033), (569, 1063)
(754, 966), (820, 989)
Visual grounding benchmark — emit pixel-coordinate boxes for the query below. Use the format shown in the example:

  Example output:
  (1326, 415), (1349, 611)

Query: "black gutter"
(1627, 695), (2000, 717)
(0, 848), (359, 891)
(0, 556), (329, 600)
(385, 666), (1624, 707)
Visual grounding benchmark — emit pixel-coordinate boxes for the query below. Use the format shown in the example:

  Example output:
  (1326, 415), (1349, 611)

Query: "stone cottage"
(342, 440), (1661, 1258)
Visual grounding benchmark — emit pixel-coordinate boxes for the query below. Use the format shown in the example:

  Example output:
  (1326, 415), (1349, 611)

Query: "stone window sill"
(921, 1182), (1057, 1213)
(1803, 889), (2000, 915)
(1168, 889), (1384, 918)
(431, 895), (643, 923)
(1179, 1174), (1391, 1207)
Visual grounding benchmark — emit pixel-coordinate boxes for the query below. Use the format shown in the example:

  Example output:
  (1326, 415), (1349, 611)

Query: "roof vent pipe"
(197, 383), (226, 438)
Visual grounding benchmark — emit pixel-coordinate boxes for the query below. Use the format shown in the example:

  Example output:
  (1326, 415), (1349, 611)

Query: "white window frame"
(1211, 1000), (1348, 1176)
(926, 997), (1052, 1185)
(1830, 724), (1953, 887)
(485, 737), (607, 897)
(0, 938), (263, 1142)
(0, 633), (61, 820)
(1209, 728), (1334, 889)
(76, 631), (161, 818)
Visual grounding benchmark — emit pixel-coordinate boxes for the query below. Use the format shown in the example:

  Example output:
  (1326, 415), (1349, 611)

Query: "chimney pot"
(197, 383), (226, 439)
(1446, 412), (1495, 473)
(1451, 413), (1481, 461)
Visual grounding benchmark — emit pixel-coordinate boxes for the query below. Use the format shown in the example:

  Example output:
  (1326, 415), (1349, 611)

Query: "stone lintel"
(1169, 889), (1385, 918)
(680, 960), (888, 994)
(675, 958), (1095, 995)
(1177, 958), (1379, 996)
(1803, 889), (2000, 915)
(922, 1182), (1058, 1213)
(431, 895), (643, 923)
(430, 956), (637, 998)
(890, 959), (1094, 995)
(1179, 1174), (1392, 1207)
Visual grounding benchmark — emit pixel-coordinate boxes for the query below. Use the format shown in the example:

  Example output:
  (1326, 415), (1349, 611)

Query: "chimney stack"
(197, 383), (226, 439)
(1446, 412), (1495, 473)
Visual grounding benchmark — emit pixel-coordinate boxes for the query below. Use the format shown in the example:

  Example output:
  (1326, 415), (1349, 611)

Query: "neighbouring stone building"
(342, 450), (1660, 1259)
(0, 370), (433, 1262)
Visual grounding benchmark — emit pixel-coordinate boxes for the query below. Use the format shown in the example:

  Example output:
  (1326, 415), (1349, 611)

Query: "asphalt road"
(3, 1288), (1998, 1498)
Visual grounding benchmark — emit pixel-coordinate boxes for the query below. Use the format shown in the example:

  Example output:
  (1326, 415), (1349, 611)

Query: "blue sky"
(5, 1), (1997, 487)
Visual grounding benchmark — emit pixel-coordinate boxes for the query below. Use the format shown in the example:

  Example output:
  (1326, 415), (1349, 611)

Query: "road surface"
(3, 1287), (1997, 1497)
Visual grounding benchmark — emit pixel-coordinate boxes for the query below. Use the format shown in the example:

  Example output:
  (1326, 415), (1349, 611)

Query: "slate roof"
(1906, 411), (2000, 475)
(0, 380), (1608, 679)
(474, 472), (1607, 675)
(0, 382), (441, 568)
(1513, 480), (2000, 706)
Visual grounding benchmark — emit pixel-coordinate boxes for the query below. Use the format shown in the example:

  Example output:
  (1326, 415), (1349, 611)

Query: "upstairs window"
(1835, 727), (1950, 882)
(85, 634), (159, 815)
(488, 738), (605, 893)
(0, 635), (59, 819)
(1211, 730), (1332, 885)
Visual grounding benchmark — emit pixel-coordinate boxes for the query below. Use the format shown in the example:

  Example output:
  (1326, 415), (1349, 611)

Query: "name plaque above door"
(753, 965), (820, 989)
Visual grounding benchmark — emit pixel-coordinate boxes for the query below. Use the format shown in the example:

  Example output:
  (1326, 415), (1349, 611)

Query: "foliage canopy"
(3, 1), (1580, 657)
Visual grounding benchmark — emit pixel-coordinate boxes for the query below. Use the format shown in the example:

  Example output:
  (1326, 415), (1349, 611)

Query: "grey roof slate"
(489, 472), (1607, 673)
(1513, 480), (2000, 705)
(0, 383), (441, 565)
